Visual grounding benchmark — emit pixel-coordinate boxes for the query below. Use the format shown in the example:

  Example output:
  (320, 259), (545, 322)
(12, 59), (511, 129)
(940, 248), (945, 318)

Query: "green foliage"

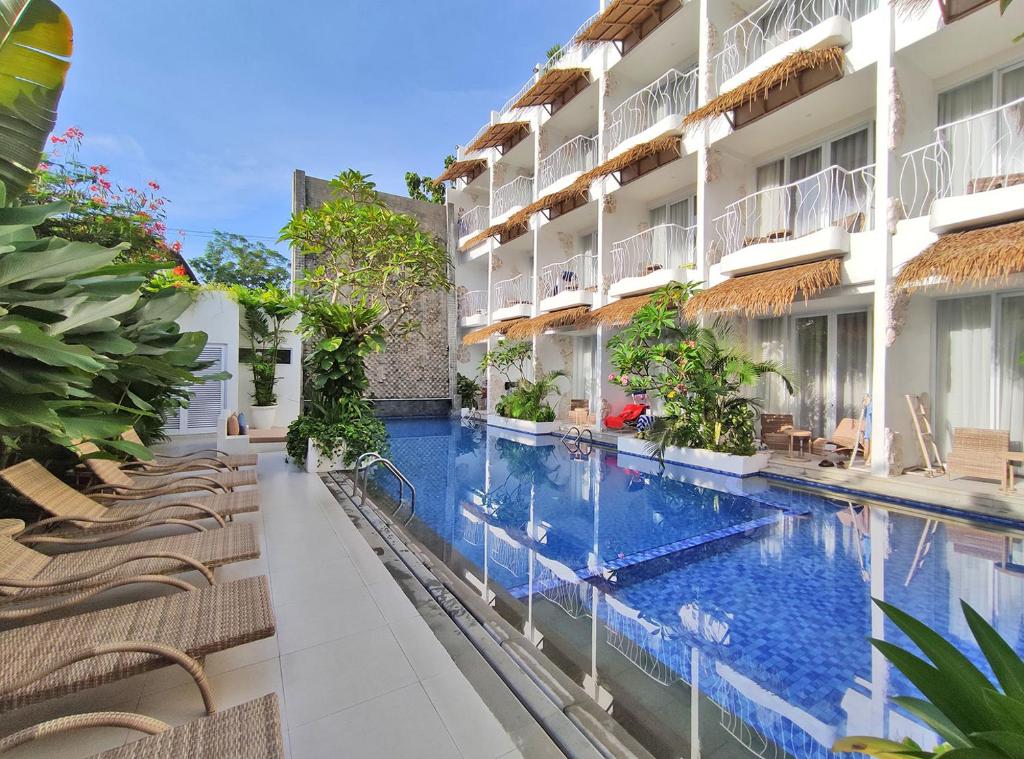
(480, 340), (532, 384)
(191, 231), (290, 289)
(0, 0), (72, 198)
(545, 43), (563, 61)
(231, 286), (299, 407)
(608, 283), (794, 458)
(456, 373), (482, 409)
(286, 399), (389, 468)
(495, 371), (566, 423)
(405, 155), (453, 204)
(836, 599), (1024, 758)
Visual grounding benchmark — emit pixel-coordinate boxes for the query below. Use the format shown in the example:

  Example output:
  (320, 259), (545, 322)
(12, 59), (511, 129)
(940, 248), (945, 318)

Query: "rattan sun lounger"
(0, 693), (284, 758)
(0, 576), (274, 712)
(946, 427), (1010, 482)
(1, 460), (259, 541)
(121, 429), (258, 471)
(0, 523), (258, 610)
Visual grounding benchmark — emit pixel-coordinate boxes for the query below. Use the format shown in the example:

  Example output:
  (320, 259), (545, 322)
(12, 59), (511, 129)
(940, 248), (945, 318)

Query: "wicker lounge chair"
(0, 693), (284, 758)
(0, 523), (257, 611)
(760, 413), (795, 450)
(121, 429), (257, 471)
(0, 460), (259, 542)
(0, 576), (274, 712)
(946, 427), (1010, 483)
(75, 442), (257, 496)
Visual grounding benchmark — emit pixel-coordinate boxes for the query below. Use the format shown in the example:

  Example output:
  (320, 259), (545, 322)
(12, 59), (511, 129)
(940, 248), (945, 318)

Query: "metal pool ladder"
(560, 426), (593, 458)
(353, 452), (416, 524)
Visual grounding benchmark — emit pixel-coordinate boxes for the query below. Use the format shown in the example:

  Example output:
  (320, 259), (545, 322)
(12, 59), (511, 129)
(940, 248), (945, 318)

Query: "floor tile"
(275, 585), (386, 654)
(388, 615), (460, 681)
(421, 669), (517, 759)
(271, 556), (364, 606)
(365, 578), (421, 624)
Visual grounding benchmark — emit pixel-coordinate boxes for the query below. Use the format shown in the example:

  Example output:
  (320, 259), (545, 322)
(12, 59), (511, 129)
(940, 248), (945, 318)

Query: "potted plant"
(233, 286), (299, 429)
(481, 341), (567, 434)
(457, 373), (482, 417)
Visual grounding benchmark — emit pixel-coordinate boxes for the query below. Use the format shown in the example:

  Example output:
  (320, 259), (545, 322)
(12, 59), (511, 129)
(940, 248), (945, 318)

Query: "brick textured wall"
(292, 172), (453, 406)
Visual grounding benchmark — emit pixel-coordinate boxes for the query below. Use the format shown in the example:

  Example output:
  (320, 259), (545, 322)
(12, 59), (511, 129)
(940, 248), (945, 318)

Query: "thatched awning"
(681, 47), (845, 129)
(512, 68), (589, 110)
(894, 220), (1024, 292)
(503, 306), (590, 340)
(576, 295), (652, 328)
(507, 183), (591, 228)
(576, 0), (667, 42)
(462, 320), (523, 345)
(684, 258), (841, 319)
(433, 159), (487, 186)
(459, 219), (529, 252)
(577, 133), (681, 186)
(466, 121), (531, 153)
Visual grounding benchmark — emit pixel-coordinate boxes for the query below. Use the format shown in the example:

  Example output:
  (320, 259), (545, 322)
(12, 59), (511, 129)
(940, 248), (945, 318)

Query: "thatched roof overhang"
(512, 68), (590, 110)
(433, 159), (487, 186)
(462, 320), (524, 345)
(466, 121), (531, 153)
(503, 306), (591, 340)
(576, 295), (652, 328)
(894, 220), (1024, 292)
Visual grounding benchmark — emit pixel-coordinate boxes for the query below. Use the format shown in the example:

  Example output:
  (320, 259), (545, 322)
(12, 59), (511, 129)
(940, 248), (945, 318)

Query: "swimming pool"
(363, 418), (1024, 759)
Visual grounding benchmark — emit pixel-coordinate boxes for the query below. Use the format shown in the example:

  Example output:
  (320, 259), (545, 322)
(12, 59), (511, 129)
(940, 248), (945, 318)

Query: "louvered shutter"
(184, 344), (227, 432)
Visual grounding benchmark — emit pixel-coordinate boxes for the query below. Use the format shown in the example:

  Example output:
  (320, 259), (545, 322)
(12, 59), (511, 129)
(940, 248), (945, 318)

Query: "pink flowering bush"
(24, 126), (185, 269)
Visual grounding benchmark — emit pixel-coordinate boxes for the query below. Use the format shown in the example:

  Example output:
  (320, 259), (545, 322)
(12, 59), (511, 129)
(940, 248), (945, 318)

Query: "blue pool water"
(363, 418), (1024, 759)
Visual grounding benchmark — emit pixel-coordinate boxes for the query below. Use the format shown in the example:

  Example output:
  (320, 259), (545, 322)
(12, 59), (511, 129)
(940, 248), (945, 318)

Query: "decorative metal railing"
(539, 254), (598, 300)
(606, 68), (699, 155)
(489, 529), (528, 578)
(710, 0), (876, 93)
(493, 274), (533, 310)
(539, 135), (598, 192)
(898, 96), (1024, 220)
(604, 600), (687, 686)
(714, 164), (874, 256)
(610, 224), (697, 282)
(458, 289), (488, 320)
(457, 205), (489, 239)
(534, 560), (590, 619)
(492, 176), (534, 218)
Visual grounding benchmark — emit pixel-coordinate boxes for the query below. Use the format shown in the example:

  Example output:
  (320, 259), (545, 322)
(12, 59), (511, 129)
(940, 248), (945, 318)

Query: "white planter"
(305, 437), (350, 473)
(249, 405), (278, 429)
(617, 437), (769, 476)
(486, 414), (560, 435)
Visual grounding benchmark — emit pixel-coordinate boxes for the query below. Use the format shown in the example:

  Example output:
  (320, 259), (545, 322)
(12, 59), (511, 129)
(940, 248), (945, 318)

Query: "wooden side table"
(0, 518), (26, 537)
(784, 429), (812, 461)
(1002, 452), (1024, 493)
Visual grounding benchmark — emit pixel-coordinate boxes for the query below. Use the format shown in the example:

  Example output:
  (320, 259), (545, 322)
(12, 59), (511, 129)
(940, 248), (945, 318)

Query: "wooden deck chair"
(0, 576), (274, 713)
(1, 460), (259, 542)
(0, 523), (258, 619)
(759, 414), (795, 451)
(946, 428), (1010, 483)
(0, 693), (284, 758)
(121, 428), (257, 471)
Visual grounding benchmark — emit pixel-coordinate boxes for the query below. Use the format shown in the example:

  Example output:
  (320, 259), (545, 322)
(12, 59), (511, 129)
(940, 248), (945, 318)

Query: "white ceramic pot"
(305, 438), (350, 473)
(249, 405), (278, 429)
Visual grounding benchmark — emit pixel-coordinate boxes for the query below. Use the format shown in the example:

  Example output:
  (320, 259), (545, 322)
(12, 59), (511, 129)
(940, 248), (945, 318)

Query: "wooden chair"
(946, 428), (1010, 483)
(760, 414), (795, 451)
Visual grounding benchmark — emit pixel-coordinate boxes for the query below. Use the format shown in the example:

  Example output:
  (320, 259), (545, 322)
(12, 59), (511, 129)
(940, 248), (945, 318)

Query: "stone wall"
(291, 170), (454, 414)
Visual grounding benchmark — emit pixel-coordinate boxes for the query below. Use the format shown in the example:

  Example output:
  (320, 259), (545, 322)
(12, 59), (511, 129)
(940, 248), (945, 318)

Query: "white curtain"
(796, 315), (829, 437)
(939, 75), (995, 195)
(831, 129), (872, 229)
(935, 296), (993, 455)
(572, 336), (595, 402)
(757, 318), (791, 417)
(999, 67), (1024, 176)
(754, 159), (787, 241)
(999, 295), (1024, 453)
(836, 311), (870, 422)
(790, 147), (823, 237)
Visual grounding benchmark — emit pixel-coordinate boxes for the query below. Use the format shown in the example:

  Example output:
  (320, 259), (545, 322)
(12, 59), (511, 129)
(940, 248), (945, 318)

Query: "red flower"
(172, 265), (186, 276)
(98, 178), (111, 191)
(147, 180), (160, 190)
(170, 241), (182, 253)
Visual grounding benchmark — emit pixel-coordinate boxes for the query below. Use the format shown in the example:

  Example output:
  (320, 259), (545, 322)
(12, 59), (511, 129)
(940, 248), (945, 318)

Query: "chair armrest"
(17, 517), (206, 546)
(0, 712), (170, 752)
(0, 574), (197, 622)
(0, 551), (214, 588)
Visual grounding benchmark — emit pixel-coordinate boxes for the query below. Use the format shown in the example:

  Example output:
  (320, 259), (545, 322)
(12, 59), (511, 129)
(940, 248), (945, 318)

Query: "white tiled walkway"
(1, 453), (554, 758)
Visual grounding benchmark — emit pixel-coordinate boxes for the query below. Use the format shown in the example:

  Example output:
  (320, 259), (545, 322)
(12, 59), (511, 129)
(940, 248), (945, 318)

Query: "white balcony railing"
(492, 176), (534, 218)
(493, 274), (533, 310)
(539, 254), (598, 299)
(898, 96), (1024, 220)
(606, 68), (699, 155)
(457, 205), (489, 239)
(611, 224), (698, 281)
(715, 164), (874, 255)
(710, 0), (876, 92)
(539, 135), (598, 192)
(459, 290), (488, 319)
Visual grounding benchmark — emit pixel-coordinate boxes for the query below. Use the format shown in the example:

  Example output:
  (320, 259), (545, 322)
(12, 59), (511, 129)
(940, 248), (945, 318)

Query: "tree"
(191, 230), (290, 289)
(405, 154), (454, 204)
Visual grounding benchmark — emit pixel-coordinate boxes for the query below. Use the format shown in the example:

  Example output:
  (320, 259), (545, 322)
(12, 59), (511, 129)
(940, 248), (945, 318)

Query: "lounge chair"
(0, 576), (274, 712)
(946, 427), (1010, 483)
(759, 413), (795, 450)
(0, 523), (257, 612)
(810, 418), (865, 457)
(75, 441), (257, 496)
(121, 428), (257, 471)
(0, 693), (284, 758)
(1, 460), (259, 541)
(604, 403), (647, 431)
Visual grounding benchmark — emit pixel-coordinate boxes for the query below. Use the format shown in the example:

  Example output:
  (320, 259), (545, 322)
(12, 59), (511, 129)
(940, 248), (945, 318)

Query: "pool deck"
(0, 451), (560, 759)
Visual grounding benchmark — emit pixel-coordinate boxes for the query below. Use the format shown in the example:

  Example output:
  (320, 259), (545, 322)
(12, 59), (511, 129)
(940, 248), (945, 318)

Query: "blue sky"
(57, 0), (599, 265)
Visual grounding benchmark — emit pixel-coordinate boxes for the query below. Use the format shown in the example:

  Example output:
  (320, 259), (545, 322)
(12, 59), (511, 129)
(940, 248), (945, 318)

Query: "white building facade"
(444, 0), (1024, 476)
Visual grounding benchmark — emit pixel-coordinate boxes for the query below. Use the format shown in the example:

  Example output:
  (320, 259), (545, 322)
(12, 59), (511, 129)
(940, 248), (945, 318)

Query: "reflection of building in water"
(459, 506), (484, 547)
(535, 555), (591, 619)
(489, 525), (529, 578)
(604, 595), (687, 686)
(678, 602), (732, 646)
(945, 526), (1024, 646)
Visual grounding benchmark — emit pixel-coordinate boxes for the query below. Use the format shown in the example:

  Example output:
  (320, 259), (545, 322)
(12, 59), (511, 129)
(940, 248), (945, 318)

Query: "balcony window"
(605, 68), (698, 156)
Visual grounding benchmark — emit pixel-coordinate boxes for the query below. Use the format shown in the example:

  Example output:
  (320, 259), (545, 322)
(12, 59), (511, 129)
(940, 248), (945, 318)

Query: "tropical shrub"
(836, 598), (1024, 758)
(285, 398), (389, 468)
(481, 341), (566, 423)
(456, 373), (482, 409)
(231, 286), (299, 407)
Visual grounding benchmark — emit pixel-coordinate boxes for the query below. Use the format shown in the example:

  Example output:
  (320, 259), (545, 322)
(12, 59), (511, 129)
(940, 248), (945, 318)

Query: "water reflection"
(377, 419), (1024, 759)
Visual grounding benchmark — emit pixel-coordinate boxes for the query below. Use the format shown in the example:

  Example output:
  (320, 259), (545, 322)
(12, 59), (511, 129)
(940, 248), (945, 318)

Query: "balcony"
(710, 0), (872, 95)
(538, 254), (598, 313)
(606, 68), (698, 160)
(457, 205), (490, 246)
(715, 164), (873, 277)
(898, 97), (1024, 234)
(492, 274), (533, 321)
(459, 289), (488, 328)
(538, 135), (598, 195)
(492, 176), (534, 223)
(608, 224), (697, 298)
